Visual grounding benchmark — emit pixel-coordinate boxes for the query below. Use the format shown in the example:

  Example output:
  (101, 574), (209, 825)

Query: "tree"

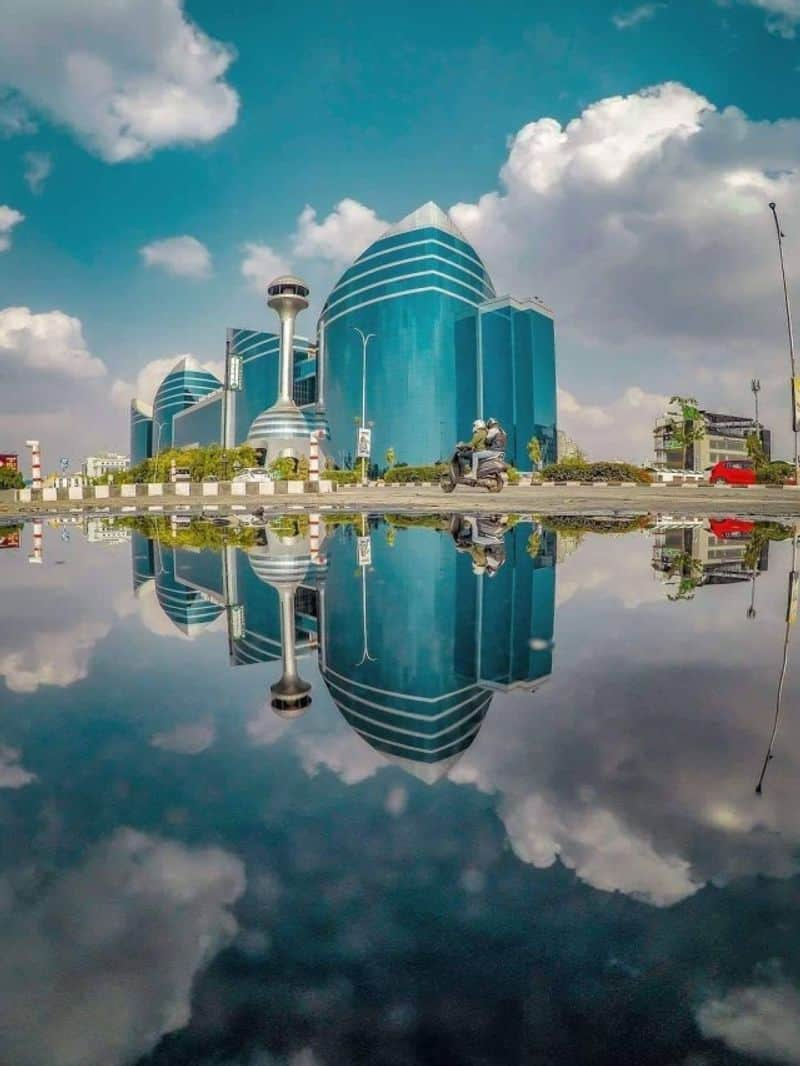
(0, 466), (24, 490)
(745, 430), (767, 469)
(665, 395), (705, 471)
(527, 436), (542, 472)
(385, 446), (396, 471)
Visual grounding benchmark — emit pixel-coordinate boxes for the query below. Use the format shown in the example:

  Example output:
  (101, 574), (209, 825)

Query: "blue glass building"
(229, 328), (317, 446)
(151, 356), (221, 453)
(130, 399), (153, 466)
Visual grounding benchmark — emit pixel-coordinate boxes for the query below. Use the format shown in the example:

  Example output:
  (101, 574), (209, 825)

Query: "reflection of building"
(128, 514), (557, 781)
(126, 202), (556, 470)
(652, 519), (768, 588)
(654, 409), (771, 471)
(85, 519), (131, 545)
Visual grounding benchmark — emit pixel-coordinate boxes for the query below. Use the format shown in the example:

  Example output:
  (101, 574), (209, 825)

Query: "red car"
(709, 459), (756, 486)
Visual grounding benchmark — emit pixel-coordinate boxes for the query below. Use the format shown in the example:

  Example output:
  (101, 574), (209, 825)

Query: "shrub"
(326, 469), (358, 485)
(384, 464), (448, 484)
(757, 461), (795, 485)
(268, 456), (309, 481)
(507, 466), (521, 486)
(0, 467), (24, 490)
(540, 460), (651, 484)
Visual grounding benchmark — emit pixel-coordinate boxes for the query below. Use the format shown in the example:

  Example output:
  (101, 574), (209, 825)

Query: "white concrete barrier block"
(231, 504), (246, 511)
(202, 482), (218, 496)
(43, 488), (57, 501)
(258, 481), (275, 495)
(68, 486), (84, 500)
(287, 481), (304, 494)
(121, 505), (136, 512)
(147, 483), (163, 496)
(231, 482), (246, 496)
(202, 504), (219, 512)
(18, 488), (31, 502)
(94, 485), (110, 498)
(175, 482), (190, 495)
(121, 483), (136, 497)
(319, 479), (333, 493)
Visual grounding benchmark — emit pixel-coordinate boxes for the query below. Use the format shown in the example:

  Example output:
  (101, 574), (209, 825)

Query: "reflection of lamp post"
(356, 513), (376, 666)
(756, 531), (798, 793)
(747, 563), (758, 620)
(271, 583), (312, 717)
(353, 327), (375, 486)
(768, 203), (799, 487)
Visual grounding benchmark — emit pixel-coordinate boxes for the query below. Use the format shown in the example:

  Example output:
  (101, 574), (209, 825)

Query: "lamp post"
(751, 378), (761, 432)
(353, 327), (375, 486)
(768, 203), (799, 486)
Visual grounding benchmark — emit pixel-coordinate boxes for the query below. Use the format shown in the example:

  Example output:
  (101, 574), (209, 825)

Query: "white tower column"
(25, 439), (41, 489)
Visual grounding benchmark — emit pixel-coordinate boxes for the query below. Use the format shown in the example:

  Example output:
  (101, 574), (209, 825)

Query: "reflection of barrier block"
(231, 482), (246, 496)
(68, 486), (83, 500)
(121, 484), (136, 497)
(175, 482), (190, 495)
(202, 482), (218, 496)
(94, 485), (109, 498)
(147, 483), (163, 495)
(43, 488), (57, 501)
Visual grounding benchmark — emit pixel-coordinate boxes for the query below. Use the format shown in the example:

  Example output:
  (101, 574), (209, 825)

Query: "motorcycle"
(440, 446), (507, 493)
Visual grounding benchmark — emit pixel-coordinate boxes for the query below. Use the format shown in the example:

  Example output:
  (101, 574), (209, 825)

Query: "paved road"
(4, 483), (800, 518)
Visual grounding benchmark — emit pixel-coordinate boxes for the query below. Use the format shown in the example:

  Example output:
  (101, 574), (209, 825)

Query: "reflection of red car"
(709, 518), (755, 539)
(709, 460), (756, 486)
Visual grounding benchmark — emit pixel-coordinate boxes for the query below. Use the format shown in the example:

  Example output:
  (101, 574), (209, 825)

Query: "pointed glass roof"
(382, 201), (468, 242)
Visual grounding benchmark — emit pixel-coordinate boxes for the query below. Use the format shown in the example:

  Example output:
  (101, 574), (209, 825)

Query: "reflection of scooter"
(440, 446), (507, 493)
(449, 514), (508, 576)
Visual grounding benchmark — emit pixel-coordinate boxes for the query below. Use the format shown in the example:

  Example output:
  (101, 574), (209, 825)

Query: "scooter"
(448, 514), (508, 575)
(440, 447), (507, 493)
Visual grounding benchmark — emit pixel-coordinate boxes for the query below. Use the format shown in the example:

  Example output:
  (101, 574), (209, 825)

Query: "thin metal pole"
(353, 327), (375, 486)
(769, 203), (799, 485)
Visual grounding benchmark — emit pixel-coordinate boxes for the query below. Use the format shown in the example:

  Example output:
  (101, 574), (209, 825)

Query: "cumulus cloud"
(0, 745), (36, 789)
(612, 3), (665, 29)
(0, 828), (245, 1066)
(0, 620), (111, 693)
(111, 352), (222, 409)
(697, 979), (800, 1063)
(720, 0), (800, 38)
(558, 384), (670, 460)
(23, 151), (51, 194)
(0, 205), (24, 252)
(240, 242), (291, 294)
(140, 235), (212, 279)
(0, 91), (35, 137)
(0, 0), (239, 162)
(292, 198), (389, 267)
(151, 720), (216, 754)
(0, 307), (106, 378)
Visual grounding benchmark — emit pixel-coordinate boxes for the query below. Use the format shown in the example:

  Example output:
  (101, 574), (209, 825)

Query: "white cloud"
(292, 198), (389, 267)
(0, 745), (36, 789)
(558, 384), (669, 459)
(0, 91), (35, 137)
(140, 235), (212, 279)
(150, 721), (216, 754)
(240, 242), (291, 294)
(0, 0), (239, 163)
(0, 620), (110, 693)
(447, 82), (800, 455)
(0, 828), (244, 1066)
(697, 980), (800, 1063)
(612, 3), (665, 29)
(111, 352), (222, 409)
(720, 0), (800, 37)
(0, 307), (106, 378)
(0, 205), (24, 252)
(295, 730), (388, 785)
(23, 151), (52, 194)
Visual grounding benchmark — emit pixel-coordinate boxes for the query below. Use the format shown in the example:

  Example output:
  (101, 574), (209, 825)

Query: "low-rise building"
(654, 408), (770, 472)
(44, 473), (87, 489)
(83, 452), (129, 480)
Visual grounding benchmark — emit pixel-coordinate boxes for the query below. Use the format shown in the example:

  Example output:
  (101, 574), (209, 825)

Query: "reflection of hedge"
(268, 515), (310, 537)
(385, 513), (451, 530)
(539, 514), (653, 535)
(117, 516), (258, 549)
(385, 464), (448, 483)
(743, 521), (793, 569)
(541, 461), (651, 484)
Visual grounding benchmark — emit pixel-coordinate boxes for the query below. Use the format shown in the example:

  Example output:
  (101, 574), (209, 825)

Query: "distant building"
(654, 408), (771, 471)
(556, 430), (580, 461)
(83, 452), (129, 480)
(130, 399), (153, 466)
(44, 473), (87, 489)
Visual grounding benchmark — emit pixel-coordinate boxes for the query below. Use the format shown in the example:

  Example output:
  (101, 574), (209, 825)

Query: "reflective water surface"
(2, 512), (800, 1066)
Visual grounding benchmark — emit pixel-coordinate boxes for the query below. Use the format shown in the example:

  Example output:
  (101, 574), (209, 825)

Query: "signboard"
(356, 535), (372, 568)
(226, 351), (243, 391)
(793, 378), (800, 433)
(59, 457), (69, 472)
(0, 453), (18, 470)
(229, 604), (245, 641)
(356, 428), (372, 459)
(0, 530), (20, 549)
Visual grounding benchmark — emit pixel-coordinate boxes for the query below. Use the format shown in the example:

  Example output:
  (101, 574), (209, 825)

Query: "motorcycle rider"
(459, 419), (487, 477)
(471, 416), (506, 479)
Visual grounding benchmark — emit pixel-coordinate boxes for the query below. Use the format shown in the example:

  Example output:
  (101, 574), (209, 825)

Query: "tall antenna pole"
(769, 203), (799, 487)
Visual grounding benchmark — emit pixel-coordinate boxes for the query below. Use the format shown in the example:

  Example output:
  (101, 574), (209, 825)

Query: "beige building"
(653, 409), (770, 472)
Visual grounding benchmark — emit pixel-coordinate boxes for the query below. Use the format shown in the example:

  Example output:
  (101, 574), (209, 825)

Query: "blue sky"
(1, 0), (799, 462)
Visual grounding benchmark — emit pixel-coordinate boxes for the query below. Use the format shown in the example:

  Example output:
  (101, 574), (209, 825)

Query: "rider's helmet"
(472, 419), (486, 431)
(472, 562), (487, 576)
(486, 417), (498, 428)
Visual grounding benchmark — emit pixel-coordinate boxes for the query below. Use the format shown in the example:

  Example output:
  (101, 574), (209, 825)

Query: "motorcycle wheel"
(487, 475), (503, 493)
(440, 474), (456, 493)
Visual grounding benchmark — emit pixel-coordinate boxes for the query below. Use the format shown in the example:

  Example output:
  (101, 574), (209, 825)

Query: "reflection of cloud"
(295, 731), (387, 785)
(246, 705), (291, 747)
(151, 721), (216, 755)
(0, 828), (245, 1066)
(697, 978), (800, 1064)
(0, 621), (110, 693)
(134, 580), (193, 640)
(0, 745), (36, 789)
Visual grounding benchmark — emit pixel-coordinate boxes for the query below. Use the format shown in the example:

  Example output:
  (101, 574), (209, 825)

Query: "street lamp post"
(353, 327), (375, 486)
(768, 203), (799, 486)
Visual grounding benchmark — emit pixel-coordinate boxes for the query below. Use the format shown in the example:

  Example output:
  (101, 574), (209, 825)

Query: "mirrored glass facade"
(152, 359), (221, 452)
(129, 399), (153, 466)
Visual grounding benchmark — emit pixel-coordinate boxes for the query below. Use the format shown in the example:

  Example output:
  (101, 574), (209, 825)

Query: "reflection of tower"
(248, 276), (326, 465)
(28, 519), (43, 565)
(25, 439), (41, 490)
(153, 541), (223, 636)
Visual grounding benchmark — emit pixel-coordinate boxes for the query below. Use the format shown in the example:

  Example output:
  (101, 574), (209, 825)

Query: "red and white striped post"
(28, 519), (43, 565)
(25, 439), (42, 489)
(309, 512), (325, 565)
(308, 429), (325, 485)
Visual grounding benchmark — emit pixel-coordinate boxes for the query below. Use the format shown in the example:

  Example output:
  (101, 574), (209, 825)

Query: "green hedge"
(326, 469), (358, 485)
(385, 464), (447, 483)
(757, 461), (795, 485)
(541, 461), (652, 484)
